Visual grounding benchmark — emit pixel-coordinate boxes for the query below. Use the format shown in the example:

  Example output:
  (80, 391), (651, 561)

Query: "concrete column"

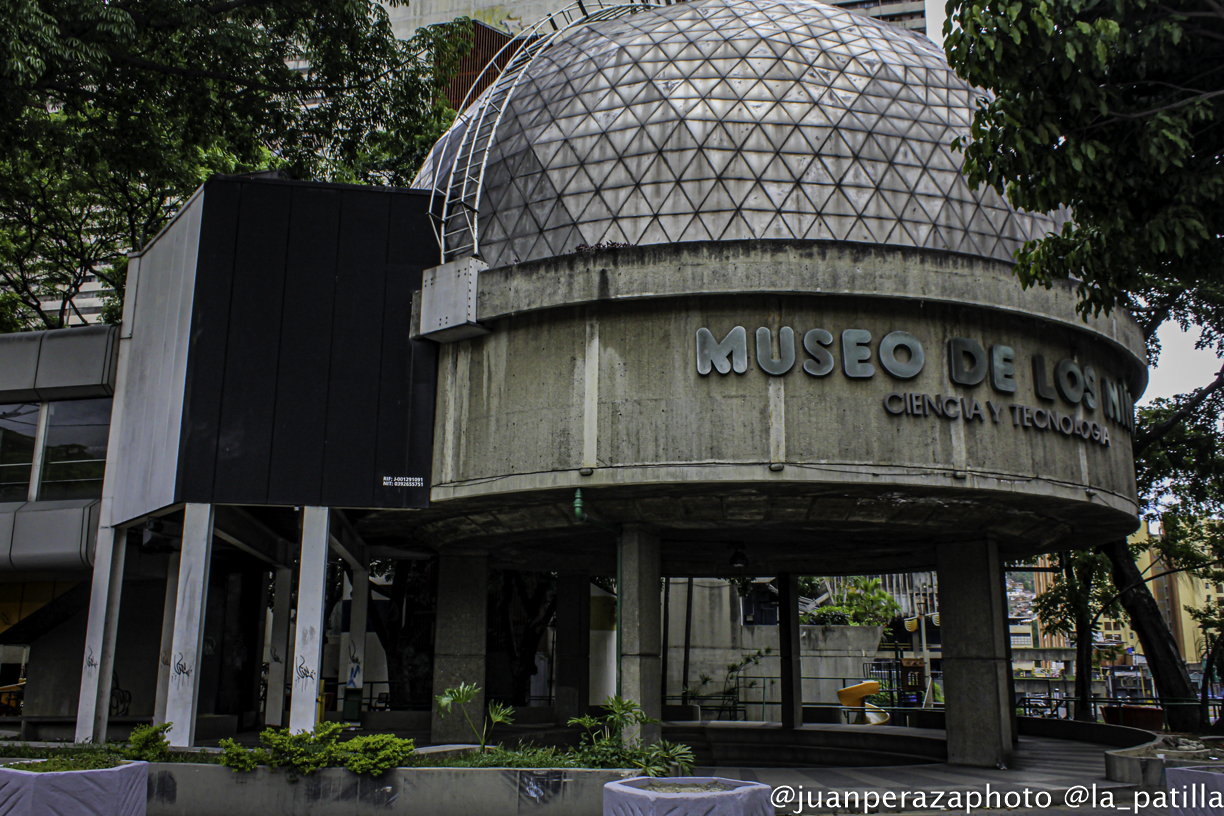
(936, 538), (1015, 768)
(264, 566), (293, 726)
(620, 525), (661, 745)
(74, 522), (127, 743)
(431, 554), (488, 745)
(344, 567), (370, 720)
(777, 572), (803, 729)
(554, 573), (591, 724)
(289, 506), (330, 733)
(165, 504), (215, 748)
(153, 551), (181, 725)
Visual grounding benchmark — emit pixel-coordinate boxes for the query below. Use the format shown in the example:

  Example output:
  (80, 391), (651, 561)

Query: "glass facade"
(0, 404), (38, 503)
(38, 398), (112, 501)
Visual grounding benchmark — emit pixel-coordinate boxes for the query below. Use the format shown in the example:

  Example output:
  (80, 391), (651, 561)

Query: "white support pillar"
(165, 504), (215, 748)
(153, 551), (181, 725)
(74, 520), (127, 744)
(289, 506), (330, 734)
(344, 567), (370, 720)
(264, 566), (294, 727)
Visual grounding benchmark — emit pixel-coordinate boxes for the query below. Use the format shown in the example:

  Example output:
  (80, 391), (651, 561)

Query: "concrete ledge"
(663, 722), (945, 767)
(358, 710), (430, 732)
(145, 763), (636, 816)
(1106, 735), (1224, 786)
(19, 716), (149, 742)
(475, 240), (1147, 388)
(1017, 716), (1155, 748)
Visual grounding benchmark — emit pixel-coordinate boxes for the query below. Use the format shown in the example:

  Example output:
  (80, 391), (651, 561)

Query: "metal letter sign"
(696, 327), (748, 375)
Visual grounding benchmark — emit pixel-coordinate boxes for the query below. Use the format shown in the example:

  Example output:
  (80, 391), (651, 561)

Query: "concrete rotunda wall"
(409, 240), (1146, 573)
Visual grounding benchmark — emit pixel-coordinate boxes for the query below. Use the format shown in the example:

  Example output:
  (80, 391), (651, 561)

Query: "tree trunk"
(1201, 635), (1221, 730)
(1102, 539), (1201, 732)
(1074, 608), (1095, 721)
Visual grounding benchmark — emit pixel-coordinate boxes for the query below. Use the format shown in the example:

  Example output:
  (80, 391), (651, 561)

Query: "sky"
(1140, 323), (1223, 405)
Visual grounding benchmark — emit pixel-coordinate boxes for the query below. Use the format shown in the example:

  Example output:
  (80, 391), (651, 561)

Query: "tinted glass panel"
(0, 403), (38, 502)
(38, 398), (112, 501)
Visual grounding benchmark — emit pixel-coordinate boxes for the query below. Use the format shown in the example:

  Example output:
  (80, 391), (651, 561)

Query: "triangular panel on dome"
(697, 205), (736, 240)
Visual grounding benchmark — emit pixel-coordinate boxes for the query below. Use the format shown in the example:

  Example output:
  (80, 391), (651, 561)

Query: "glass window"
(38, 398), (112, 501)
(0, 403), (38, 502)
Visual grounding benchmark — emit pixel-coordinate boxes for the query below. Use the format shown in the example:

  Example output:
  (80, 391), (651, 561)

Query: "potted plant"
(604, 776), (772, 816)
(1, 753), (148, 816)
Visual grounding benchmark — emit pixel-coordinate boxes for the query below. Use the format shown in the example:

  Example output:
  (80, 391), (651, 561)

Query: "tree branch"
(1134, 365), (1224, 456)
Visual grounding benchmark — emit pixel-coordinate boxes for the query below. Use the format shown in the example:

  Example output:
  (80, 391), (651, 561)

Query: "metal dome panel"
(413, 0), (1056, 267)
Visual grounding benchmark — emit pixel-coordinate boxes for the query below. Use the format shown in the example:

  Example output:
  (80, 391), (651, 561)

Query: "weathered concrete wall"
(145, 764), (635, 816)
(662, 580), (886, 719)
(24, 579), (161, 718)
(406, 242), (1144, 571)
(384, 0), (556, 40)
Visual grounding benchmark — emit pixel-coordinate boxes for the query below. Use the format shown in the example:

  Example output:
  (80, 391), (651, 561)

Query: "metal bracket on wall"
(417, 257), (490, 343)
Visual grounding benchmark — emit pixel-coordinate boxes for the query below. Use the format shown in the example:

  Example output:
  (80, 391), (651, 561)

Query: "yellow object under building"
(837, 681), (891, 725)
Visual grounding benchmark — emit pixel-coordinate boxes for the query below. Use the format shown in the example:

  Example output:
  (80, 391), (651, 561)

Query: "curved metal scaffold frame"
(428, 1), (665, 262)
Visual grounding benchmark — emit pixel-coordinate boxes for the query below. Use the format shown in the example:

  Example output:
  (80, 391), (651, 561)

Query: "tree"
(0, 0), (470, 329)
(945, 0), (1224, 731)
(1032, 551), (1119, 720)
(943, 0), (1224, 322)
(488, 570), (558, 707)
(366, 560), (438, 710)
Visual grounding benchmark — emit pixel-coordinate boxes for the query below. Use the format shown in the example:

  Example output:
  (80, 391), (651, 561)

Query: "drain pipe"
(573, 489), (622, 698)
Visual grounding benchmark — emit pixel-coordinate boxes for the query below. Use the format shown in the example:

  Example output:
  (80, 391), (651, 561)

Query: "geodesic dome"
(413, 0), (1056, 268)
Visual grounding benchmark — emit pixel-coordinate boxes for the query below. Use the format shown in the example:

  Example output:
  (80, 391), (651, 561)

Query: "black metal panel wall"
(176, 177), (437, 509)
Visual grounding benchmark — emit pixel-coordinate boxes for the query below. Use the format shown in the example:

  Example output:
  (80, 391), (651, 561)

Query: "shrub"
(804, 606), (851, 626)
(5, 754), (121, 773)
(125, 722), (172, 762)
(569, 696), (695, 777)
(218, 722), (416, 777)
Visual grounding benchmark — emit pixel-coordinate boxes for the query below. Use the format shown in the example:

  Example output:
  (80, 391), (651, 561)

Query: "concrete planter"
(0, 758), (147, 816)
(146, 762), (636, 816)
(603, 776), (772, 816)
(1167, 765), (1224, 816)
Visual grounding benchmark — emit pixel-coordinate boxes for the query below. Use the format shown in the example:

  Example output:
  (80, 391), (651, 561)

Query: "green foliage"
(434, 682), (515, 752)
(418, 745), (579, 769)
(803, 605), (850, 626)
(217, 722), (417, 777)
(802, 577), (901, 626)
(0, 0), (472, 330)
(0, 738), (211, 765)
(124, 722), (172, 763)
(683, 647), (773, 708)
(1033, 550), (1119, 639)
(333, 733), (418, 777)
(217, 738), (260, 772)
(5, 754), (121, 772)
(944, 0), (1224, 328)
(569, 696), (695, 777)
(845, 577), (901, 624)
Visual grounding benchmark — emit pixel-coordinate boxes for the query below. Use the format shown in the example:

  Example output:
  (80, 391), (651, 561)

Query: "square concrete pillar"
(165, 503), (215, 748)
(431, 554), (488, 745)
(74, 520), (127, 744)
(936, 538), (1014, 768)
(777, 573), (803, 729)
(620, 525), (661, 745)
(289, 506), (330, 734)
(554, 574), (591, 724)
(153, 551), (181, 725)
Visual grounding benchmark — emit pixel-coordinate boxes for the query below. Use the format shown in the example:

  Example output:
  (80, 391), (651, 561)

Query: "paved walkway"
(701, 735), (1133, 812)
